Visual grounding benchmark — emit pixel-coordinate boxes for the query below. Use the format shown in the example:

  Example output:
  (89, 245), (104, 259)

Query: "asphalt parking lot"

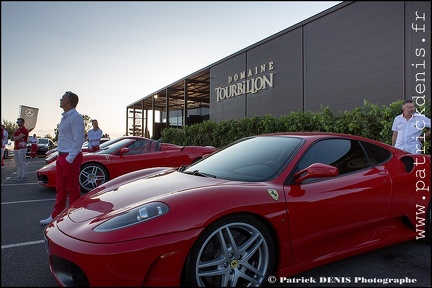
(1, 156), (430, 287)
(1, 156), (59, 287)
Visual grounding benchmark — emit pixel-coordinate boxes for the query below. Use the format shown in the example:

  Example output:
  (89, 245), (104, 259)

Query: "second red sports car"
(37, 136), (217, 192)
(44, 137), (112, 164)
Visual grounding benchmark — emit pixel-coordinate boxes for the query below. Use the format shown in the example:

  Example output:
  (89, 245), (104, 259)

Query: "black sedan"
(27, 138), (55, 156)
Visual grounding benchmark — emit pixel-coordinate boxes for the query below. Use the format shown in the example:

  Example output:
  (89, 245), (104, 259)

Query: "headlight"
(94, 202), (169, 232)
(43, 161), (57, 168)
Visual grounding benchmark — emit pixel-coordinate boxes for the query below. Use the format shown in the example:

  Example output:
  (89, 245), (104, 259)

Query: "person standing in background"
(11, 118), (29, 181)
(87, 119), (103, 152)
(392, 99), (431, 154)
(1, 123), (8, 167)
(40, 91), (85, 225)
(29, 133), (38, 158)
(1, 124), (4, 166)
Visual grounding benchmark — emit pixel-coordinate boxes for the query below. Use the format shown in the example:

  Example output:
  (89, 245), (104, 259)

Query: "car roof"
(260, 132), (369, 140)
(257, 132), (398, 151)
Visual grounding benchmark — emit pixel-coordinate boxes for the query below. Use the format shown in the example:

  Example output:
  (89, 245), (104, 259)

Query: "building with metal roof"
(126, 1), (430, 138)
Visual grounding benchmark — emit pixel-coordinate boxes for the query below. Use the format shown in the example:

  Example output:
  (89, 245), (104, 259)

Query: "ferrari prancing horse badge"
(267, 189), (278, 201)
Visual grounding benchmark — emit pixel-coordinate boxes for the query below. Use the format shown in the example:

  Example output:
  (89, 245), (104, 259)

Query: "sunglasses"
(61, 91), (72, 101)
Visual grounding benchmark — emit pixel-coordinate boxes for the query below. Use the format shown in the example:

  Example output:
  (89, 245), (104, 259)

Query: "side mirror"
(294, 163), (338, 183)
(120, 147), (129, 156)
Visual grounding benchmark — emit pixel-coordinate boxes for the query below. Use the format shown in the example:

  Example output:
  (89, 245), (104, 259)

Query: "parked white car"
(3, 139), (14, 159)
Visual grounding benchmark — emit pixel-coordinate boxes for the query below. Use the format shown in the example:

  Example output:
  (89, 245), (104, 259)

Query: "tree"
(1, 119), (18, 140)
(52, 114), (92, 142)
(3, 114), (98, 143)
(53, 123), (60, 142)
(83, 115), (92, 132)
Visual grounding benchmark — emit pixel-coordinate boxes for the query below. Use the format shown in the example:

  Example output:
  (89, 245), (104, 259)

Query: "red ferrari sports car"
(44, 132), (431, 287)
(44, 137), (112, 164)
(37, 136), (217, 192)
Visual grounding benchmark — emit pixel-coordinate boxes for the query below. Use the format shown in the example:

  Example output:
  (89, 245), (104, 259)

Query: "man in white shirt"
(40, 91), (85, 225)
(87, 119), (103, 152)
(392, 99), (431, 154)
(29, 133), (38, 158)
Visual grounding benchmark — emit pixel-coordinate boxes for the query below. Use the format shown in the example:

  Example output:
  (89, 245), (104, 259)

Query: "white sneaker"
(40, 215), (53, 225)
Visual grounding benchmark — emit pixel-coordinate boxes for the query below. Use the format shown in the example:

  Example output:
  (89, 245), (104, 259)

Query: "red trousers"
(30, 143), (37, 158)
(52, 152), (83, 219)
(89, 145), (100, 152)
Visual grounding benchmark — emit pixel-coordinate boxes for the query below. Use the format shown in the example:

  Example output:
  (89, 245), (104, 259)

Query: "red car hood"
(55, 168), (233, 241)
(70, 168), (225, 222)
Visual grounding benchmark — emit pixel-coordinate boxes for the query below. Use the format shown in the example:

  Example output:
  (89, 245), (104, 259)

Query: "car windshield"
(94, 139), (136, 155)
(82, 138), (110, 149)
(183, 136), (304, 181)
(38, 138), (49, 144)
(98, 138), (123, 148)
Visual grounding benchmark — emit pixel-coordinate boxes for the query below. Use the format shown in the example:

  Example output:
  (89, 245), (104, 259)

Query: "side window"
(143, 139), (162, 153)
(297, 139), (351, 171)
(125, 139), (149, 155)
(359, 141), (391, 165)
(297, 139), (371, 178)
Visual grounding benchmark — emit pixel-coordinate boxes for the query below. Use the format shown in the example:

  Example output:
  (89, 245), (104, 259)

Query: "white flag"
(19, 105), (39, 132)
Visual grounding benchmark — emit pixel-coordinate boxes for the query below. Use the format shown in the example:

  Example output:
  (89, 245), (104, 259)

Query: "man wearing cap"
(11, 118), (29, 180)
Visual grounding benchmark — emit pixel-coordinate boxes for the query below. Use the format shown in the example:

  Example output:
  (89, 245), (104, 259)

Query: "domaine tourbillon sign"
(215, 61), (274, 102)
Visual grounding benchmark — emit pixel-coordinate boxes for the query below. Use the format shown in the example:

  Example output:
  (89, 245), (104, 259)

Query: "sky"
(1, 1), (341, 139)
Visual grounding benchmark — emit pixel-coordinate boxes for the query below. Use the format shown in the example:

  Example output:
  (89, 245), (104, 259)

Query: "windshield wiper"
(178, 165), (188, 172)
(184, 170), (216, 178)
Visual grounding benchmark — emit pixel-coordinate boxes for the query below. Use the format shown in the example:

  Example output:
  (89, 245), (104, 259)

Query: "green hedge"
(160, 99), (431, 153)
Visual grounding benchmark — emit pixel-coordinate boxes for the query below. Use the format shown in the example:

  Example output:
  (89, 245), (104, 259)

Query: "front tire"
(182, 214), (275, 287)
(79, 163), (109, 193)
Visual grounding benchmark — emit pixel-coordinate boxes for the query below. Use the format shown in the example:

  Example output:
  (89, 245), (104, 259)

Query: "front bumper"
(45, 221), (202, 286)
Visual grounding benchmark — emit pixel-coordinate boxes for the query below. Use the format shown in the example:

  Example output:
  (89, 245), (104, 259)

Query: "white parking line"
(1, 162), (52, 252)
(1, 199), (54, 251)
(1, 182), (41, 186)
(1, 198), (55, 205)
(2, 240), (45, 249)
